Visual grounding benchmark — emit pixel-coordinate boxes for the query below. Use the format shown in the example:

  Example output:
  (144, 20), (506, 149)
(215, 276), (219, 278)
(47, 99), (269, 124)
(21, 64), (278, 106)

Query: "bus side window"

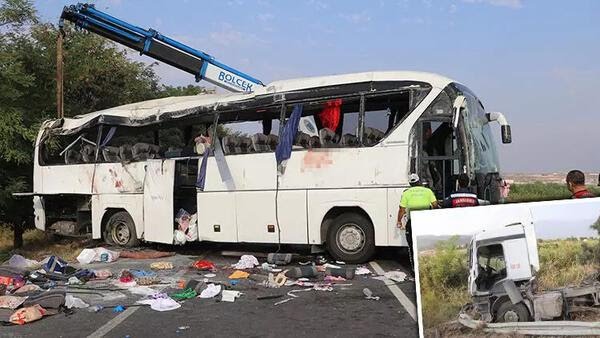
(218, 119), (280, 155)
(362, 92), (410, 147)
(102, 127), (158, 162)
(307, 97), (360, 148)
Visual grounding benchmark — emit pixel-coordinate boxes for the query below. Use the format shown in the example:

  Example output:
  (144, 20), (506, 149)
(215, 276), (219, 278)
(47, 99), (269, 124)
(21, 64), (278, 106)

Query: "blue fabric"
(100, 127), (117, 148)
(275, 104), (303, 165)
(196, 148), (210, 190)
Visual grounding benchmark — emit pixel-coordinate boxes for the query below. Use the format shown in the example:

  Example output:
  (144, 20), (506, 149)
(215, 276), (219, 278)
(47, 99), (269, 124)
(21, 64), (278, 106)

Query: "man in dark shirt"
(443, 173), (480, 208)
(566, 170), (595, 199)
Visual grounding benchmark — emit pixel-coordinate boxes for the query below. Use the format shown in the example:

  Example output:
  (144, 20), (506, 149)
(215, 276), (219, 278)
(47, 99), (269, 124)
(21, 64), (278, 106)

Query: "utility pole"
(56, 29), (64, 118)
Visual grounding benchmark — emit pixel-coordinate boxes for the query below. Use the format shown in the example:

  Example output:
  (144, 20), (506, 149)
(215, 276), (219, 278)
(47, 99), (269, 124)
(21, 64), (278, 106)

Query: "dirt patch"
(0, 226), (91, 263)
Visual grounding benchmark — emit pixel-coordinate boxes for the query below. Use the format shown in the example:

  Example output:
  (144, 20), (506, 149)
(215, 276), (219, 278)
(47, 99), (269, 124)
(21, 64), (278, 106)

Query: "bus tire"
(326, 212), (375, 264)
(496, 301), (531, 323)
(105, 211), (139, 248)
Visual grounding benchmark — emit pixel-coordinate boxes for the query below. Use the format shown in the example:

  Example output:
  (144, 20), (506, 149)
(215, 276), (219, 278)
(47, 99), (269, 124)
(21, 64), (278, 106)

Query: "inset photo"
(411, 198), (600, 337)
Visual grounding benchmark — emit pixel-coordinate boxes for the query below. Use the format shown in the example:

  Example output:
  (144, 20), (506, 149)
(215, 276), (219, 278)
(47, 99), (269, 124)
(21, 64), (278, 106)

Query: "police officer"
(397, 173), (438, 270)
(442, 173), (480, 208)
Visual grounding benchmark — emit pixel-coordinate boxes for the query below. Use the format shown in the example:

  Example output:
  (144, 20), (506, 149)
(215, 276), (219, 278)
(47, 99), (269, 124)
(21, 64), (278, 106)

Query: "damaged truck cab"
(31, 71), (511, 263)
(468, 221), (600, 323)
(468, 223), (540, 322)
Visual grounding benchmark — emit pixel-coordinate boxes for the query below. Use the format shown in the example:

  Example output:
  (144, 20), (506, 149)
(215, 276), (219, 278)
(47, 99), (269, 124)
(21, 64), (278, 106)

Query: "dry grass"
(536, 239), (600, 290)
(0, 226), (88, 263)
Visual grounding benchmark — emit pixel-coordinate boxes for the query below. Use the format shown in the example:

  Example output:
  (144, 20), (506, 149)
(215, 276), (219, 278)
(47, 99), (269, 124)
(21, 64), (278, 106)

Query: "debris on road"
(150, 261), (174, 270)
(363, 288), (380, 301)
(228, 270), (250, 279)
(76, 248), (119, 264)
(231, 255), (259, 269)
(199, 284), (221, 299)
(0, 249), (409, 326)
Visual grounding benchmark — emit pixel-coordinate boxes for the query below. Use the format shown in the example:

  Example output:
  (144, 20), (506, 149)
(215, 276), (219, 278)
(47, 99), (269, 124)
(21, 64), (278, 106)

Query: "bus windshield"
(464, 94), (500, 174)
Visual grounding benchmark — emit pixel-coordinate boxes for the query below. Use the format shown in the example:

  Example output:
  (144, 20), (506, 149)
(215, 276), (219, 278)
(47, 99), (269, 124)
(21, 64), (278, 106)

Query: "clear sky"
(35, 0), (600, 172)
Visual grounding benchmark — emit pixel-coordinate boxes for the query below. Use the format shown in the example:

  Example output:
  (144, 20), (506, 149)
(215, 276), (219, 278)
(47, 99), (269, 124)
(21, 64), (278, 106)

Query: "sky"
(412, 197), (600, 239)
(34, 0), (600, 173)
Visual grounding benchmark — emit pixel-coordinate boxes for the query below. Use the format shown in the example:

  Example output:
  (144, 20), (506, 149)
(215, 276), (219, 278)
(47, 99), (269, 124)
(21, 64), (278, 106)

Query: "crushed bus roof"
(47, 71), (455, 134)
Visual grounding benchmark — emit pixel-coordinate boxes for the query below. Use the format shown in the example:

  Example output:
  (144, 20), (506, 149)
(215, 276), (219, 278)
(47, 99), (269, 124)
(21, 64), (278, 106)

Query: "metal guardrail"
(459, 313), (600, 336)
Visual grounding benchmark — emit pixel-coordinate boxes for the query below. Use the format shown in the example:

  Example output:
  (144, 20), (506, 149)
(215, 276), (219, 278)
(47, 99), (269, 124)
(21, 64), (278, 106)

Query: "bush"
(537, 239), (599, 289)
(507, 182), (600, 203)
(419, 237), (470, 328)
(420, 237), (469, 289)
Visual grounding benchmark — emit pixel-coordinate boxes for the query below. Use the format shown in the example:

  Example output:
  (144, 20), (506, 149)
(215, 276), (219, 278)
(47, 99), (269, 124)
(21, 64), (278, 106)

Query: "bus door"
(415, 119), (461, 199)
(143, 159), (175, 243)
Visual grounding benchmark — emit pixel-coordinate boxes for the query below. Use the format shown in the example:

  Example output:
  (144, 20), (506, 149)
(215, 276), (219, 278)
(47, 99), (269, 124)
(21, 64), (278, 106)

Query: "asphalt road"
(3, 244), (417, 338)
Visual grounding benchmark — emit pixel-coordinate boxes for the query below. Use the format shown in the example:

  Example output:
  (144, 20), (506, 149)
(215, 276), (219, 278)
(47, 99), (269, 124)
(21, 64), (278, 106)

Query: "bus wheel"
(326, 213), (375, 264)
(496, 301), (531, 322)
(105, 211), (139, 247)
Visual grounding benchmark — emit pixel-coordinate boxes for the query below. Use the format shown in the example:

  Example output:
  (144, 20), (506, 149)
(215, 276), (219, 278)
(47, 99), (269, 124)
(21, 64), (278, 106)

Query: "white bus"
(31, 71), (511, 263)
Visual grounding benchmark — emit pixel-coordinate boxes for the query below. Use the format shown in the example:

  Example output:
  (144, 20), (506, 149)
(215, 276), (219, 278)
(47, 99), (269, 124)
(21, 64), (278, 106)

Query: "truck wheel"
(496, 302), (531, 322)
(105, 211), (139, 248)
(326, 213), (375, 264)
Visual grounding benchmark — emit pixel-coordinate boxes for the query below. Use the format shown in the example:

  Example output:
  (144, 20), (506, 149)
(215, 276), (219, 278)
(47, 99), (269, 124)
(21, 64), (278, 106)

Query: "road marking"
(87, 253), (203, 338)
(369, 261), (417, 321)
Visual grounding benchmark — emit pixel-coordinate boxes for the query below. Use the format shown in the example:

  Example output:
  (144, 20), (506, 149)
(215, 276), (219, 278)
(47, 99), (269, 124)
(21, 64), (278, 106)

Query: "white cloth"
(199, 284), (221, 299)
(355, 267), (372, 275)
(129, 286), (157, 296)
(384, 271), (407, 283)
(221, 290), (241, 302)
(65, 295), (89, 309)
(231, 255), (259, 269)
(137, 297), (181, 312)
(76, 248), (120, 264)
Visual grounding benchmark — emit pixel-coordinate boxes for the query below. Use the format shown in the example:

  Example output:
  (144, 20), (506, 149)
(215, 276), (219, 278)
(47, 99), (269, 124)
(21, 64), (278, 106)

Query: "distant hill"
(416, 235), (472, 252)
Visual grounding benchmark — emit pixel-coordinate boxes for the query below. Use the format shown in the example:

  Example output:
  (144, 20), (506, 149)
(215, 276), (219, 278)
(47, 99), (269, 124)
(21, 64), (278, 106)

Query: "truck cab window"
(475, 244), (507, 291)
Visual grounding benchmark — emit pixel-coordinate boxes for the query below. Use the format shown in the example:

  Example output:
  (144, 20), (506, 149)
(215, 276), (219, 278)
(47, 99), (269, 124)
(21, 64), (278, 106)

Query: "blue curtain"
(275, 104), (303, 166)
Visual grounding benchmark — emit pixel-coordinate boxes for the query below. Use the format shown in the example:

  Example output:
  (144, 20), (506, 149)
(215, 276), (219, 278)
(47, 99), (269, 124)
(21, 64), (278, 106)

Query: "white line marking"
(87, 254), (201, 338)
(369, 261), (417, 322)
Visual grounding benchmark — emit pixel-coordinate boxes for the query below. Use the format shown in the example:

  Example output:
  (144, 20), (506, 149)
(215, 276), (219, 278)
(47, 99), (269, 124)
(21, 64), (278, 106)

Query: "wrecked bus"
(31, 71), (511, 263)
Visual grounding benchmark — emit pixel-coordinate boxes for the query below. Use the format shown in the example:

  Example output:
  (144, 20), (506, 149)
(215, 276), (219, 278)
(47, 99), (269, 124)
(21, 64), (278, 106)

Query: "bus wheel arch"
(322, 207), (375, 263)
(101, 208), (140, 247)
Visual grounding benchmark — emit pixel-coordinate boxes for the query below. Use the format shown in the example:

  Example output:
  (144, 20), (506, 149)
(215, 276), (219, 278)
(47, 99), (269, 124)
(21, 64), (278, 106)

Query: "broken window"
(362, 92), (411, 146)
(217, 106), (282, 155)
(301, 97), (361, 148)
(475, 244), (507, 291)
(411, 87), (463, 199)
(40, 127), (99, 165)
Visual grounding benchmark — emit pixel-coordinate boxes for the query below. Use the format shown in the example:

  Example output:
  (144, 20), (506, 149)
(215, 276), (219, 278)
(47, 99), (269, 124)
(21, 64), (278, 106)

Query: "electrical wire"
(275, 172), (282, 253)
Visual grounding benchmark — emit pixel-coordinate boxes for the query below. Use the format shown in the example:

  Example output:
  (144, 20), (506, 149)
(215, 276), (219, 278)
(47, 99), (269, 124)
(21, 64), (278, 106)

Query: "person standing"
(566, 170), (595, 198)
(442, 173), (480, 208)
(397, 174), (438, 270)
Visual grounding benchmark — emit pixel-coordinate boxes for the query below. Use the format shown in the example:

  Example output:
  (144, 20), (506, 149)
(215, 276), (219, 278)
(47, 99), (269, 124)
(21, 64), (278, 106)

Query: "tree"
(0, 0), (208, 247)
(591, 215), (600, 236)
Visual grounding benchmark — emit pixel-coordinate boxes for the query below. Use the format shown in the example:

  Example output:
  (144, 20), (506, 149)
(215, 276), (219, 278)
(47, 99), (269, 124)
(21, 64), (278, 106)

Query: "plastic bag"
(76, 248), (120, 264)
(175, 209), (191, 233)
(10, 304), (46, 325)
(173, 230), (186, 245)
(7, 255), (39, 269)
(65, 295), (89, 309)
(186, 213), (198, 241)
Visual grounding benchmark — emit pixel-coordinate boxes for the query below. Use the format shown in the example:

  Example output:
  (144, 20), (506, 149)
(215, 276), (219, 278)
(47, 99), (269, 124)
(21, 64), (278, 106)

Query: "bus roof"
(48, 71), (455, 134)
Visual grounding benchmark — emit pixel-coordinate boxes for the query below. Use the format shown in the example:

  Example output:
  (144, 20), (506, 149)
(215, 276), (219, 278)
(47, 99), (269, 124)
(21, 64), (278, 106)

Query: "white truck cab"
(468, 223), (539, 296)
(467, 222), (540, 322)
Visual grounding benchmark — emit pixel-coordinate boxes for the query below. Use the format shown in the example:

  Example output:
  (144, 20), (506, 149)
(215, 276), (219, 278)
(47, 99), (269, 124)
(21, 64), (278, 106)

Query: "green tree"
(0, 0), (208, 247)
